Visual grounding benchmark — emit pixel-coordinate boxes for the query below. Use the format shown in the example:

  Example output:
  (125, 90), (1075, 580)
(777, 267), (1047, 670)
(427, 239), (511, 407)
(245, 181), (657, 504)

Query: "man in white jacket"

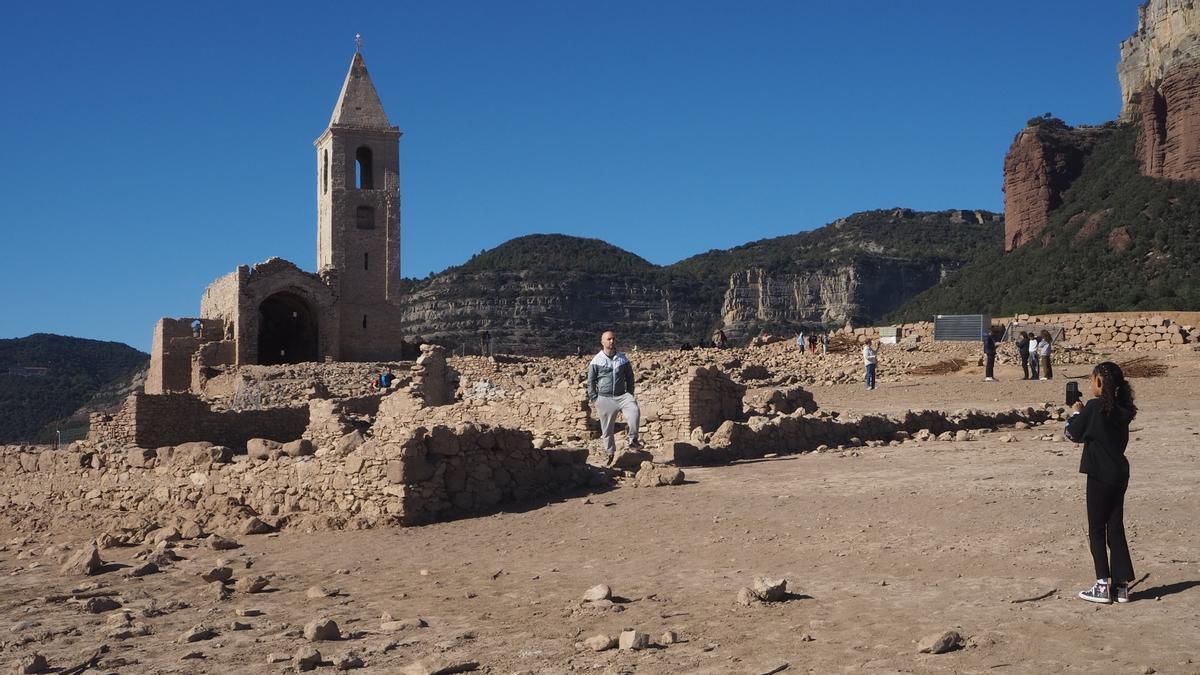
(586, 331), (642, 464)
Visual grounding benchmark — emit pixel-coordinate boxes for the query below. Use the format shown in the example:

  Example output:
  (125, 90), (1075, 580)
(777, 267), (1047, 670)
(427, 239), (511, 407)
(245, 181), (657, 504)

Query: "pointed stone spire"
(329, 52), (392, 129)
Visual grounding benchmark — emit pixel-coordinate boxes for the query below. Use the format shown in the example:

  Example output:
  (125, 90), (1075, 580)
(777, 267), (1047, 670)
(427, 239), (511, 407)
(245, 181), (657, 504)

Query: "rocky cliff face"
(1002, 121), (1108, 251)
(1119, 0), (1200, 180)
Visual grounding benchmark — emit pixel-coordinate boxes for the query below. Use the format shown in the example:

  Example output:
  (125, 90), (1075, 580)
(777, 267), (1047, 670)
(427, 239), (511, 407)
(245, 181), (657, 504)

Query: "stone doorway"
(257, 292), (319, 365)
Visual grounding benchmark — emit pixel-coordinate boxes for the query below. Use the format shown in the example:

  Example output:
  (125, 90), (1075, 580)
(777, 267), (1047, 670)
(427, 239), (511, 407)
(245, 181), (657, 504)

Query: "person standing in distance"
(587, 330), (642, 465)
(1065, 362), (1138, 604)
(983, 329), (997, 381)
(862, 340), (878, 390)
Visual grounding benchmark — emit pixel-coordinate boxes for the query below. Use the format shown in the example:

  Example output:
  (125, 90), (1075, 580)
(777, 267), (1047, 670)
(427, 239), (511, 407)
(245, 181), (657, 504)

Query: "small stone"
(619, 630), (650, 651)
(1140, 666), (1155, 674)
(294, 646), (322, 672)
(180, 651), (205, 661)
(200, 567), (233, 583)
(659, 630), (677, 645)
(14, 653), (49, 674)
(180, 625), (217, 643)
(736, 587), (757, 606)
(212, 582), (233, 601)
(236, 608), (263, 617)
(207, 534), (240, 551)
(584, 634), (615, 652)
(381, 618), (427, 632)
(229, 621), (251, 631)
(335, 651), (365, 670)
(954, 430), (969, 442)
(304, 617), (341, 641)
(307, 585), (338, 599)
(581, 584), (611, 602)
(235, 575), (270, 593)
(240, 517), (273, 535)
(83, 597), (122, 613)
(60, 546), (104, 576)
(400, 657), (480, 675)
(127, 562), (159, 577)
(917, 630), (963, 654)
(266, 653), (290, 664)
(753, 576), (788, 602)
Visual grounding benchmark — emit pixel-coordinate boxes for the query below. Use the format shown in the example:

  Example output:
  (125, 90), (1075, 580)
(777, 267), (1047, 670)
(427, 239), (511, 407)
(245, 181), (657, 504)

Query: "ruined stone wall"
(2, 423), (592, 532)
(88, 393), (309, 450)
(1006, 312), (1197, 350)
(671, 366), (745, 435)
(146, 318), (227, 394)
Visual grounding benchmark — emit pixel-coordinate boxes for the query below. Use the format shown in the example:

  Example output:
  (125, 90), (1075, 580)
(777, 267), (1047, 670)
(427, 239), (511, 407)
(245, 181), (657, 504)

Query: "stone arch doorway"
(257, 292), (319, 365)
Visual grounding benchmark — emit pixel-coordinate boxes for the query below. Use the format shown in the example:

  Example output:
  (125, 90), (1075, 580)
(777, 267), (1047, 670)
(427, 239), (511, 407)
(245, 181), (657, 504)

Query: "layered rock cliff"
(399, 212), (1002, 355)
(1002, 119), (1111, 251)
(1119, 0), (1200, 180)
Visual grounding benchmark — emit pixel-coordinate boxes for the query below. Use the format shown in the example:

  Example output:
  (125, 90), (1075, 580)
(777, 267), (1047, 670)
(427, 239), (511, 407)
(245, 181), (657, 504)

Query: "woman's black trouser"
(1020, 352), (1029, 379)
(1086, 476), (1134, 583)
(985, 353), (995, 378)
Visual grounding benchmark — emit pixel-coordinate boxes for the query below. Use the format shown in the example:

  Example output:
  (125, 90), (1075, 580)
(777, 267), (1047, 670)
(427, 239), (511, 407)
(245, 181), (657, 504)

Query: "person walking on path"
(797, 331), (806, 354)
(821, 333), (829, 356)
(1065, 362), (1138, 604)
(983, 329), (997, 381)
(1037, 330), (1053, 380)
(1017, 331), (1031, 380)
(586, 330), (642, 465)
(862, 340), (878, 390)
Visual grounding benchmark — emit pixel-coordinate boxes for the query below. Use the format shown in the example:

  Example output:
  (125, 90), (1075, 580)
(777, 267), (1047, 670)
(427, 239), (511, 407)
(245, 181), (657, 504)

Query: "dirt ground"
(2, 352), (1198, 674)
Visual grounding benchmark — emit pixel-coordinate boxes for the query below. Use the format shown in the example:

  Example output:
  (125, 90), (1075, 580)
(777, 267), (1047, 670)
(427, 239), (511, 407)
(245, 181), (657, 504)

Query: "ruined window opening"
(322, 150), (329, 194)
(362, 314), (368, 329)
(356, 205), (375, 230)
(355, 146), (374, 189)
(364, 252), (369, 270)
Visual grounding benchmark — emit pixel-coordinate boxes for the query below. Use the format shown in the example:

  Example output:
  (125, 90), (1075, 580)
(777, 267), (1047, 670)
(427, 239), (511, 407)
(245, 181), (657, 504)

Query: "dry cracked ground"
(2, 355), (1199, 674)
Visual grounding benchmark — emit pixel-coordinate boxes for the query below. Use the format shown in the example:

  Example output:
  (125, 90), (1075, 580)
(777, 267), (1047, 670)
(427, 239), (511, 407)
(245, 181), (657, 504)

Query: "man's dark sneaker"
(1078, 581), (1112, 604)
(604, 454), (616, 467)
(628, 438), (644, 450)
(1114, 583), (1130, 603)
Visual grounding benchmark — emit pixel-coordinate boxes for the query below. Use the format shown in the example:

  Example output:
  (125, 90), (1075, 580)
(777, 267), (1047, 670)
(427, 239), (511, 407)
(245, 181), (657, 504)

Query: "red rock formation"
(1002, 122), (1099, 251)
(1135, 63), (1200, 180)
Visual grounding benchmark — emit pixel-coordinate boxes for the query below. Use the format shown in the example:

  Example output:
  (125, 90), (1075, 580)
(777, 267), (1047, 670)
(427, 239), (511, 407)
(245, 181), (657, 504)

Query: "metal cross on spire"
(354, 33), (363, 53)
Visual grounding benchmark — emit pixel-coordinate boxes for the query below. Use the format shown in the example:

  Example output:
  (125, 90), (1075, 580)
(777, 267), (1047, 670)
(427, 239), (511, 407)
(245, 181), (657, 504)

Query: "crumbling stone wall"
(87, 393), (308, 450)
(1, 421), (593, 532)
(146, 317), (229, 394)
(1007, 312), (1197, 350)
(409, 344), (454, 405)
(669, 366), (745, 436)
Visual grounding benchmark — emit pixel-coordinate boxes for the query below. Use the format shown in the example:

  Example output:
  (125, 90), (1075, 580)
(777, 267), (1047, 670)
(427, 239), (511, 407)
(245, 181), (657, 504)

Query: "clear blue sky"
(0, 1), (1137, 352)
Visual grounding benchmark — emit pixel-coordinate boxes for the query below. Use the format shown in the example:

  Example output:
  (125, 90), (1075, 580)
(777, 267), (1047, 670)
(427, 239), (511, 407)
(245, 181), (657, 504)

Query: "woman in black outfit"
(1065, 362), (1137, 604)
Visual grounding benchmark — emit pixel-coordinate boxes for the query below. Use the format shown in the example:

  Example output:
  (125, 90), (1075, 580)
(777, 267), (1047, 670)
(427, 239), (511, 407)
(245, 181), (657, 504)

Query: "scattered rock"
(60, 546), (104, 576)
(235, 576), (270, 593)
(212, 581), (233, 601)
(753, 576), (788, 602)
(294, 646), (322, 672)
(207, 534), (240, 551)
(631, 461), (686, 487)
(581, 584), (612, 602)
(236, 608), (264, 617)
(659, 630), (678, 645)
(240, 517), (273, 536)
(736, 587), (758, 606)
(307, 585), (338, 599)
(283, 439), (315, 457)
(381, 618), (427, 632)
(180, 625), (217, 643)
(619, 630), (650, 650)
(83, 597), (122, 613)
(200, 566), (233, 583)
(179, 651), (205, 661)
(954, 430), (969, 442)
(584, 634), (615, 652)
(610, 448), (655, 470)
(266, 653), (290, 664)
(304, 617), (341, 641)
(400, 657), (480, 675)
(127, 562), (159, 578)
(13, 653), (49, 674)
(229, 620), (251, 631)
(335, 651), (365, 670)
(917, 630), (964, 654)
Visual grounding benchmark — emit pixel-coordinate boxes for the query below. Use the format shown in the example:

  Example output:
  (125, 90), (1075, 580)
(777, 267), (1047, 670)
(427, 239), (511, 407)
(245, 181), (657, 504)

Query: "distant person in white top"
(586, 330), (642, 465)
(1029, 334), (1041, 380)
(863, 340), (878, 390)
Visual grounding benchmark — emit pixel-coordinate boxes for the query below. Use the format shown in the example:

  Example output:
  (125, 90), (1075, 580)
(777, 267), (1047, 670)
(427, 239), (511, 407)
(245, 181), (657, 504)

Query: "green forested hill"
(888, 124), (1200, 322)
(0, 334), (147, 443)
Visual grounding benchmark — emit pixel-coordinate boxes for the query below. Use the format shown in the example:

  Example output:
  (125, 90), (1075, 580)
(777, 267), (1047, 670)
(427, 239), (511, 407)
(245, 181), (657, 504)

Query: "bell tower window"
(355, 146), (374, 189)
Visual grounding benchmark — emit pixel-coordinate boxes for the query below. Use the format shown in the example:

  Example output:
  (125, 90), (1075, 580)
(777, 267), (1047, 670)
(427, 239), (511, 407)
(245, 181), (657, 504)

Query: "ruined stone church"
(147, 52), (405, 394)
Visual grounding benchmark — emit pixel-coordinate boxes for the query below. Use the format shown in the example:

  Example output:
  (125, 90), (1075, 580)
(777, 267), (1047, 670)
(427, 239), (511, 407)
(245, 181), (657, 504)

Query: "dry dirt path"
(1, 354), (1198, 673)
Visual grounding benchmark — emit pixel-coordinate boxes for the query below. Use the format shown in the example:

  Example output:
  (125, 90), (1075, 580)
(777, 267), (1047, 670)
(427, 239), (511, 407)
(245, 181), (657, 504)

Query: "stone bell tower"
(314, 51), (403, 360)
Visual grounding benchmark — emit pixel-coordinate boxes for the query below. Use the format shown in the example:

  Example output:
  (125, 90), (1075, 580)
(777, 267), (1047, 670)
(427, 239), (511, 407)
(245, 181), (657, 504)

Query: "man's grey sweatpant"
(595, 393), (640, 456)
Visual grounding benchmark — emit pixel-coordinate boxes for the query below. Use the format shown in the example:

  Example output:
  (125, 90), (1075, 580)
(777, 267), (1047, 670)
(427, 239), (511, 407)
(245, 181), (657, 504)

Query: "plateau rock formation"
(1120, 0), (1200, 180)
(398, 212), (1001, 355)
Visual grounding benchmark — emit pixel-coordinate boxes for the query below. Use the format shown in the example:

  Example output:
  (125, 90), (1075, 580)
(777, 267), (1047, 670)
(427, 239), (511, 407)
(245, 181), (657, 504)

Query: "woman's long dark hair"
(1094, 361), (1137, 419)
